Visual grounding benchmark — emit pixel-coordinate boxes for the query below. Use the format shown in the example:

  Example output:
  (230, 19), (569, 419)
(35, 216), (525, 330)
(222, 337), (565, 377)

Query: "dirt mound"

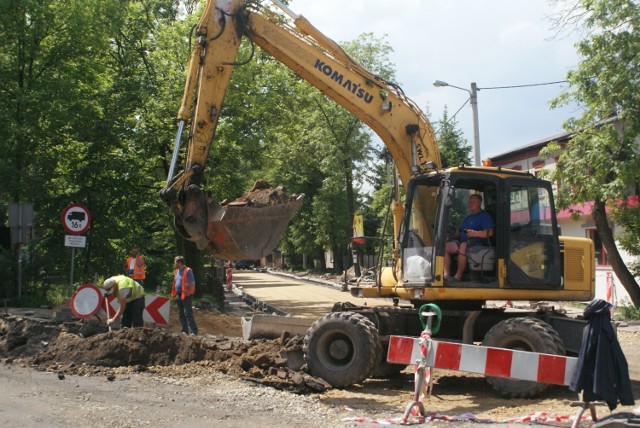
(224, 180), (299, 207)
(1, 315), (328, 393)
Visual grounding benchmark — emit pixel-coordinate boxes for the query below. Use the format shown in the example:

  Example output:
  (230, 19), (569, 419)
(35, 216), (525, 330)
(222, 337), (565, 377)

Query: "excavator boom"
(161, 0), (439, 260)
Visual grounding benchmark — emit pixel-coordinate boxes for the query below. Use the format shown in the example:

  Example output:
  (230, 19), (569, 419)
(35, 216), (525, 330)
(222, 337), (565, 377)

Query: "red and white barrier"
(387, 335), (577, 386)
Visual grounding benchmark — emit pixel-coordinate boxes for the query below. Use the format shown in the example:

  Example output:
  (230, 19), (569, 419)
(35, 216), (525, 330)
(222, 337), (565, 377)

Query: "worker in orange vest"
(124, 247), (146, 287)
(171, 255), (198, 336)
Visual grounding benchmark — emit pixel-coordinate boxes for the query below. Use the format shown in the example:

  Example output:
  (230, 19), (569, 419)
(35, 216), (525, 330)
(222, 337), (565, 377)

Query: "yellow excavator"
(161, 0), (595, 398)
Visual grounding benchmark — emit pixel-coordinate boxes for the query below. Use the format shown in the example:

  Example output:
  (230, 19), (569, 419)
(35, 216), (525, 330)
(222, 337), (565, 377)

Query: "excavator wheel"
(303, 312), (379, 387)
(481, 317), (566, 398)
(371, 344), (407, 379)
(360, 320), (406, 378)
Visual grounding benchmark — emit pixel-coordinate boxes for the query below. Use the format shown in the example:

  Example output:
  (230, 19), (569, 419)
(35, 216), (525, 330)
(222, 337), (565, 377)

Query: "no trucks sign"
(62, 204), (91, 235)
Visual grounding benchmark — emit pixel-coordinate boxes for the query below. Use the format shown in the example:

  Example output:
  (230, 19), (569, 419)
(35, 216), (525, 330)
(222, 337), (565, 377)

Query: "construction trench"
(1, 271), (639, 426)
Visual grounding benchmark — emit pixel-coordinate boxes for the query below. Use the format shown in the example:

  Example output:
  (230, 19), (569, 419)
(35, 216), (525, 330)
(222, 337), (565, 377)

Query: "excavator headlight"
(381, 100), (392, 112)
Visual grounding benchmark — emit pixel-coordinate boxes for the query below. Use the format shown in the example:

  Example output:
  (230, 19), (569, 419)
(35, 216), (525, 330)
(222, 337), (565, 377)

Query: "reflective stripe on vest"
(126, 256), (145, 279)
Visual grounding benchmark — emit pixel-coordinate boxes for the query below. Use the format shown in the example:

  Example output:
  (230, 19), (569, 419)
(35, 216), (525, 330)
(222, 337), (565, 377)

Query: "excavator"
(161, 0), (595, 398)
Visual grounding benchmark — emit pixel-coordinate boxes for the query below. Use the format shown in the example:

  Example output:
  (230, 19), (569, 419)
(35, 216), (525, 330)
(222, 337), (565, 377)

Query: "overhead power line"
(480, 80), (568, 91)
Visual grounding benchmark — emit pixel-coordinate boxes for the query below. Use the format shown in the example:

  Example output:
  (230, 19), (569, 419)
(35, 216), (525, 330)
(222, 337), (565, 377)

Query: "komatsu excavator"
(161, 0), (595, 398)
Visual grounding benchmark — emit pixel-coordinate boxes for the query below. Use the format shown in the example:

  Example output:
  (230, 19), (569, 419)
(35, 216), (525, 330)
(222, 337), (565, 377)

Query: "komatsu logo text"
(314, 60), (374, 104)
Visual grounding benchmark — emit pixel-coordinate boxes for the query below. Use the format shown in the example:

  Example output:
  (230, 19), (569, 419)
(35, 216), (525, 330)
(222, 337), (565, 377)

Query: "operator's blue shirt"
(175, 267), (195, 295)
(459, 210), (494, 245)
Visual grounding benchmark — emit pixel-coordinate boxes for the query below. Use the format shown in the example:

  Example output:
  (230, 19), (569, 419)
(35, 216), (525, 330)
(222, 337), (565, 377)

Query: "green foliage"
(544, 0), (640, 306)
(615, 299), (640, 321)
(434, 107), (473, 168)
(0, 1), (399, 304)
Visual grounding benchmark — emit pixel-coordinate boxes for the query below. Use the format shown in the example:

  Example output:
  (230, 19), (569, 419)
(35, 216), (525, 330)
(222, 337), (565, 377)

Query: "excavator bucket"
(180, 181), (304, 261)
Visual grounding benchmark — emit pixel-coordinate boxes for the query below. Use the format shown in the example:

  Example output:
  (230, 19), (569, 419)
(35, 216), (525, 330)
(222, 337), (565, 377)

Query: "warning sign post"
(62, 204), (91, 296)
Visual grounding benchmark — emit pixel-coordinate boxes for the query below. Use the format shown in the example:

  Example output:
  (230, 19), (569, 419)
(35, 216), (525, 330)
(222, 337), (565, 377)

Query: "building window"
(532, 160), (545, 169)
(586, 228), (609, 266)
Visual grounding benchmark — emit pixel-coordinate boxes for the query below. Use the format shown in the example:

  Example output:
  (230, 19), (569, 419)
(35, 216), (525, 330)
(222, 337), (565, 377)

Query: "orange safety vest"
(171, 267), (195, 299)
(126, 256), (146, 280)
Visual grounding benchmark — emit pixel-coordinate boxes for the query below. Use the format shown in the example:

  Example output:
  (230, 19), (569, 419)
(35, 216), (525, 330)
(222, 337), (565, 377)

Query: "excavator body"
(161, 0), (597, 398)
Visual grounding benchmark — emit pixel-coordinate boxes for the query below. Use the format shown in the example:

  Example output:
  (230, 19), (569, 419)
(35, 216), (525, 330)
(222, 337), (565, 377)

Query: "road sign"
(65, 235), (86, 248)
(8, 202), (34, 244)
(62, 204), (91, 235)
(70, 284), (103, 318)
(144, 295), (170, 324)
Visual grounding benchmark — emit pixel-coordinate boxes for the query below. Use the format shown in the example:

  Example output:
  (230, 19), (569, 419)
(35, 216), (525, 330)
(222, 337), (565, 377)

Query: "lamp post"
(433, 80), (481, 166)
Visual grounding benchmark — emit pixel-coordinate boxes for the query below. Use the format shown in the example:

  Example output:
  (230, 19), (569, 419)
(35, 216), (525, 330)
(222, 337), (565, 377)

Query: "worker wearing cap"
(171, 256), (198, 335)
(103, 275), (145, 328)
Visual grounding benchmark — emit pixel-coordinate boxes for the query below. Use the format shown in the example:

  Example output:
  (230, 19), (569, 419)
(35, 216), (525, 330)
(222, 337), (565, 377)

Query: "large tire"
(363, 322), (406, 379)
(481, 317), (565, 398)
(303, 312), (379, 387)
(371, 344), (407, 378)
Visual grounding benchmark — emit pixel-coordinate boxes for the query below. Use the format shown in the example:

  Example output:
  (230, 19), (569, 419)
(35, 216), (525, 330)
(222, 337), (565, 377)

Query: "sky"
(286, 0), (584, 159)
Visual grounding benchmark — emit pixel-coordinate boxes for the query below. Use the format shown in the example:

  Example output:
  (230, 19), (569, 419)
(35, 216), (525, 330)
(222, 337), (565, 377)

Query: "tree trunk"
(592, 199), (640, 307)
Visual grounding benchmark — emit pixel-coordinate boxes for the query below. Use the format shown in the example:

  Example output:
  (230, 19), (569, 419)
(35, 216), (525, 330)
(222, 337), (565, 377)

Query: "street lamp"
(433, 80), (481, 167)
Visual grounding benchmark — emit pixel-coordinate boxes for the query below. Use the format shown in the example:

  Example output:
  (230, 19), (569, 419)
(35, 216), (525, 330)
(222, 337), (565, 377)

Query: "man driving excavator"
(444, 194), (494, 282)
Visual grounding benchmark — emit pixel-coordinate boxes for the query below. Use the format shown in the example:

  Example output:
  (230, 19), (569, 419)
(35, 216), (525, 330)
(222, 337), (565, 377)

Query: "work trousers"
(122, 296), (145, 328)
(176, 295), (198, 335)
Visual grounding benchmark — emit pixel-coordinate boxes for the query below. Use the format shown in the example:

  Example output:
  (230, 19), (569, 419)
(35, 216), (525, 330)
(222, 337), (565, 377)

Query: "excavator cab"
(398, 168), (563, 291)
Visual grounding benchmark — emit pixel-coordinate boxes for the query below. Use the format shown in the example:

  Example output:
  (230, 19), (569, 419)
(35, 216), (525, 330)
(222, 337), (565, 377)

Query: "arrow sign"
(144, 295), (170, 324)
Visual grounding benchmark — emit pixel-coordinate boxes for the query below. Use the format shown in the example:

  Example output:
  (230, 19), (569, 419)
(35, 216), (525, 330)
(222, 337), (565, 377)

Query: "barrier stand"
(570, 397), (605, 428)
(401, 304), (442, 424)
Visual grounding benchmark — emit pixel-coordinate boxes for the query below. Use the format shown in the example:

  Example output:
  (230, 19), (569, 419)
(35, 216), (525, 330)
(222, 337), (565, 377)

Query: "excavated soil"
(0, 308), (327, 394)
(224, 180), (300, 207)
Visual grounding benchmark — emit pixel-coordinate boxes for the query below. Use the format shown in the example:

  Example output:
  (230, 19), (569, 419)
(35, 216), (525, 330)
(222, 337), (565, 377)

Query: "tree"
(0, 0), (188, 300)
(544, 0), (640, 306)
(434, 107), (472, 168)
(309, 33), (396, 274)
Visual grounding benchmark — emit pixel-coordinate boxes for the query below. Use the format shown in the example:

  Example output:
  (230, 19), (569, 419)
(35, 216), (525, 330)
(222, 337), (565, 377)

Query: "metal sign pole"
(18, 245), (22, 300)
(69, 247), (76, 297)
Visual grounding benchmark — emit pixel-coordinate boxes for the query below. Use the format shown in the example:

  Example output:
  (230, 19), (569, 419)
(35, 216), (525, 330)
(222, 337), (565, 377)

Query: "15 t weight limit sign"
(62, 204), (91, 235)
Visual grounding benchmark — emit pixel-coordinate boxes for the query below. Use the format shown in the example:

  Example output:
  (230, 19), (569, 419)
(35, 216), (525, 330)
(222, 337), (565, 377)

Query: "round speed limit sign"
(62, 204), (91, 235)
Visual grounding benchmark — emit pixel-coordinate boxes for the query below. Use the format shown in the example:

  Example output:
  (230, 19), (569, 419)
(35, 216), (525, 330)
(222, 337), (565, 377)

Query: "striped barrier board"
(387, 335), (578, 386)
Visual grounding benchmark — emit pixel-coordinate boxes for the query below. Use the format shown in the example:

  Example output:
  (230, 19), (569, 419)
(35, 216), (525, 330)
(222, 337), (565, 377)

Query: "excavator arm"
(161, 0), (440, 260)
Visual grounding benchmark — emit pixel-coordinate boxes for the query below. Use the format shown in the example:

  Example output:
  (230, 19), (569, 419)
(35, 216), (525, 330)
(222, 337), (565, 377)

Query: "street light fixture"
(433, 80), (481, 167)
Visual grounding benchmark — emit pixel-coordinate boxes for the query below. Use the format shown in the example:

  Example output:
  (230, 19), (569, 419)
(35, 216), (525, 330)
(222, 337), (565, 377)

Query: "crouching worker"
(103, 275), (146, 328)
(171, 256), (198, 336)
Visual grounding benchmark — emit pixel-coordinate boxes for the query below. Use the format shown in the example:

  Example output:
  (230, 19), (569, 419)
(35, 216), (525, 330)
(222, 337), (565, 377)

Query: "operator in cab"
(444, 194), (494, 282)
